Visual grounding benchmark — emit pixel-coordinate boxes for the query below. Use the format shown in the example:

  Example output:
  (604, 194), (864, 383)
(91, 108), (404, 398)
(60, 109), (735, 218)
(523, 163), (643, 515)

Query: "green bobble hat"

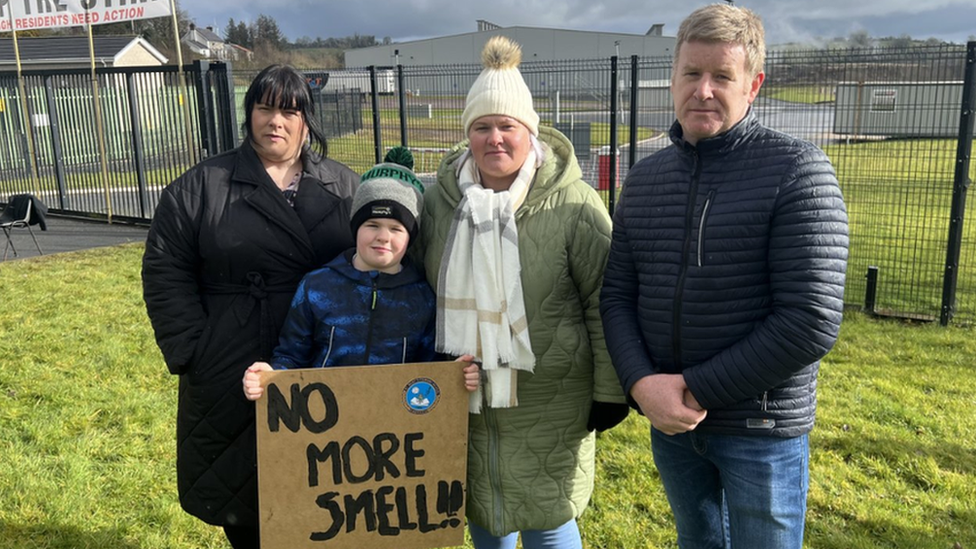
(351, 146), (425, 242)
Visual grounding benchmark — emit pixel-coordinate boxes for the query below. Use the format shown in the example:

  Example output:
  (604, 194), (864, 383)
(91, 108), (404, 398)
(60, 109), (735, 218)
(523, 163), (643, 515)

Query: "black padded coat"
(142, 141), (357, 527)
(600, 113), (849, 438)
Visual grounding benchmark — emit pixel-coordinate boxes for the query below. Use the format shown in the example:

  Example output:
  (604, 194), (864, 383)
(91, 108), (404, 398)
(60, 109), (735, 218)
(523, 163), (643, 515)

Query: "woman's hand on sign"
(243, 362), (273, 401)
(454, 355), (481, 392)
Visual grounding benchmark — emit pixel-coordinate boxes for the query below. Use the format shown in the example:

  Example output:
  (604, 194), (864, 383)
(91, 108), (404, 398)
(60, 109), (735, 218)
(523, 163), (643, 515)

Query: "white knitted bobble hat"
(461, 36), (540, 136)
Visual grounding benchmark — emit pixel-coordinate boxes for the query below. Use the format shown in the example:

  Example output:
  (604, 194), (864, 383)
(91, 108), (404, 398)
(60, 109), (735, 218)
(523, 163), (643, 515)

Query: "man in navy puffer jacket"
(600, 5), (848, 549)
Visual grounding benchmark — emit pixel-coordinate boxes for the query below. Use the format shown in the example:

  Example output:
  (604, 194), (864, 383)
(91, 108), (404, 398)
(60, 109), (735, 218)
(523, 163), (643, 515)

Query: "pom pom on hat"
(481, 36), (522, 69)
(383, 145), (415, 170)
(351, 146), (425, 242)
(461, 36), (539, 136)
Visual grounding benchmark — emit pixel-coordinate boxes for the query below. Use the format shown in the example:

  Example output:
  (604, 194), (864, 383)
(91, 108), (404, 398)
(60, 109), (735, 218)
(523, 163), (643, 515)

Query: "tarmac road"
(0, 215), (148, 262)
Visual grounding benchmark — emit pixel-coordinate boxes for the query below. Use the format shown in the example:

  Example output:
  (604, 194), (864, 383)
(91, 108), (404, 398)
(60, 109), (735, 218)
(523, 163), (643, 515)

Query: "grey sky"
(184, 0), (976, 46)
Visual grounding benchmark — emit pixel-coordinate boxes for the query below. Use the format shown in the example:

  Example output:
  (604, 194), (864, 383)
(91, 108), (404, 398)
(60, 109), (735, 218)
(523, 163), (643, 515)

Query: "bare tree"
(848, 29), (873, 48)
(890, 34), (913, 48)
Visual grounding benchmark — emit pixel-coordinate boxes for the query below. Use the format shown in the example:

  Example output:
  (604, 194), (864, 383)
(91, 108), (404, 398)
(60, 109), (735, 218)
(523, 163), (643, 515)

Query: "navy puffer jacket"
(600, 113), (849, 437)
(271, 249), (437, 369)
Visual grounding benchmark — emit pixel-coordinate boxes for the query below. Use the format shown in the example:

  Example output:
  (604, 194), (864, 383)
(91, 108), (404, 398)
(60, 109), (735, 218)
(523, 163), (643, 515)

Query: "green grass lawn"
(823, 138), (976, 320)
(1, 245), (975, 548)
(762, 85), (836, 104)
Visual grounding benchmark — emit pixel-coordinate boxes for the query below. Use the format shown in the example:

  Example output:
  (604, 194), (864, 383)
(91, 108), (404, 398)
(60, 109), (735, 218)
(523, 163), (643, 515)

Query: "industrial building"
(334, 20), (678, 180)
(344, 20), (676, 67)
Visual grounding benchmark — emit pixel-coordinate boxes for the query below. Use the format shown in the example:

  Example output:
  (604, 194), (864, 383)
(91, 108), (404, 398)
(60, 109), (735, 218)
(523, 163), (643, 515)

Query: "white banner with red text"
(1, 0), (171, 32)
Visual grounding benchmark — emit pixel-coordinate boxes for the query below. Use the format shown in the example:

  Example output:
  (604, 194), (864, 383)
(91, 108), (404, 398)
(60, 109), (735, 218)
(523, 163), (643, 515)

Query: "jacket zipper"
(697, 189), (715, 267)
(320, 325), (336, 367)
(401, 337), (407, 363)
(761, 391), (769, 412)
(363, 277), (378, 364)
(672, 152), (702, 370)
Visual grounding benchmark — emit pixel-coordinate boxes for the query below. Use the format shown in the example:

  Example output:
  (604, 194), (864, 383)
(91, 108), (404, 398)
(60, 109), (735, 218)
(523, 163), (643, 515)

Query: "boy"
(244, 147), (479, 399)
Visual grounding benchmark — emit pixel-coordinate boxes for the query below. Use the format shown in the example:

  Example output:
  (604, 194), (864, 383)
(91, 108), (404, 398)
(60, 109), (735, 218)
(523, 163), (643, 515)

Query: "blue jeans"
(651, 428), (809, 549)
(468, 518), (582, 549)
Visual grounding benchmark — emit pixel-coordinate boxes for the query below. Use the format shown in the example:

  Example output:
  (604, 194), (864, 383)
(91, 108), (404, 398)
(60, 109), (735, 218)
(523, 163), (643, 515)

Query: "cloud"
(184, 0), (976, 46)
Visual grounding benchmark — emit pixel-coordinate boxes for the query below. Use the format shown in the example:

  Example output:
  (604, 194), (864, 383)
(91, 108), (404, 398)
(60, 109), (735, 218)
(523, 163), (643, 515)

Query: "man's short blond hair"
(674, 3), (766, 76)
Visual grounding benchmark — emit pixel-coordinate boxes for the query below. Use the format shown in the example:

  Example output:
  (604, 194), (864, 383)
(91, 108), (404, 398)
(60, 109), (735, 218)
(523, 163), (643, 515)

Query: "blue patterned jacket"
(271, 249), (437, 369)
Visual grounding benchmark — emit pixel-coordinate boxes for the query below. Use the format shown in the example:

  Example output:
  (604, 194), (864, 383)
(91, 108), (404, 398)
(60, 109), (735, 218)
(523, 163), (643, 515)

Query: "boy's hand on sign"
(454, 354), (481, 392)
(243, 362), (273, 401)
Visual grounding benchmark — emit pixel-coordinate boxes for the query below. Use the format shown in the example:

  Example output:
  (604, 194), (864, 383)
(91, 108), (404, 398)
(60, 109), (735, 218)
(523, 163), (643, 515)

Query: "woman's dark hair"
(242, 64), (328, 158)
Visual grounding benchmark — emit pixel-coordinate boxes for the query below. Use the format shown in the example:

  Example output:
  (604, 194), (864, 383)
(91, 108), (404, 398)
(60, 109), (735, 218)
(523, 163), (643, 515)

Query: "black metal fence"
(1, 44), (974, 325)
(0, 65), (209, 219)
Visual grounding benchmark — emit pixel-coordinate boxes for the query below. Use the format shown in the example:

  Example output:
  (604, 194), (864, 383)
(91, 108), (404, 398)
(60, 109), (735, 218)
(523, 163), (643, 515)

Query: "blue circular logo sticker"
(403, 378), (439, 414)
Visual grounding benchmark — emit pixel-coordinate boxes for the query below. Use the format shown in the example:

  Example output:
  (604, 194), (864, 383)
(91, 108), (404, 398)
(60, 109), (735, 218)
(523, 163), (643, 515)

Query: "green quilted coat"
(419, 126), (627, 536)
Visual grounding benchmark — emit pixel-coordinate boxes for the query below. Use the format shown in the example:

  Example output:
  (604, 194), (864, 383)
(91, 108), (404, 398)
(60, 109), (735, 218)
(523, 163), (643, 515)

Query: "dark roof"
(0, 36), (141, 63)
(183, 37), (209, 51)
(195, 27), (223, 43)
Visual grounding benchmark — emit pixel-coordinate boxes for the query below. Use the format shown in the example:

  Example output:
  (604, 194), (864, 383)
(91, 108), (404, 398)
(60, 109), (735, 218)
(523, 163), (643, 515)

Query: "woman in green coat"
(418, 36), (628, 549)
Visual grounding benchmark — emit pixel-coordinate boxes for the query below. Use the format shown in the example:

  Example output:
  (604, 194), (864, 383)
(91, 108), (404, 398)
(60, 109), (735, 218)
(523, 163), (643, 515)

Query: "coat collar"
(669, 109), (760, 156)
(233, 141), (344, 258)
(329, 248), (426, 289)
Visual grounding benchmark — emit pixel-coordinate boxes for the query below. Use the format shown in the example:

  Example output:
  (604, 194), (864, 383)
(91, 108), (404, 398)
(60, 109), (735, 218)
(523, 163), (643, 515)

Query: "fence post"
(608, 55), (619, 217)
(629, 55), (639, 169)
(397, 64), (408, 147)
(211, 62), (239, 153)
(124, 71), (149, 218)
(42, 75), (68, 210)
(11, 79), (37, 182)
(369, 66), (383, 164)
(864, 266), (879, 314)
(940, 41), (976, 326)
(191, 60), (217, 158)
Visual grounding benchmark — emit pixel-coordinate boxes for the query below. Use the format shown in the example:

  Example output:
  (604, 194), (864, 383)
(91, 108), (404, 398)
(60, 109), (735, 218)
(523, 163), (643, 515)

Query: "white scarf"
(436, 149), (538, 413)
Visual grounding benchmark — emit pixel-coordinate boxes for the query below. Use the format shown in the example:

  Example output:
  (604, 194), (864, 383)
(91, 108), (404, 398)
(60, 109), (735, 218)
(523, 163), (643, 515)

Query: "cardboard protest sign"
(255, 362), (468, 549)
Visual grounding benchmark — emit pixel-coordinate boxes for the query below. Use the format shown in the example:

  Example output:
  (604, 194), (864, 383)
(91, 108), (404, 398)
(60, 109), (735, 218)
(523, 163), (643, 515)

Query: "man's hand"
(630, 374), (706, 435)
(683, 388), (703, 411)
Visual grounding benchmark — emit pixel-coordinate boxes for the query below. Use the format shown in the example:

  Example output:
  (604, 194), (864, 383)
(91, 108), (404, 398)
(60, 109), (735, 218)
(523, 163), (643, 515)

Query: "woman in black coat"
(142, 65), (357, 549)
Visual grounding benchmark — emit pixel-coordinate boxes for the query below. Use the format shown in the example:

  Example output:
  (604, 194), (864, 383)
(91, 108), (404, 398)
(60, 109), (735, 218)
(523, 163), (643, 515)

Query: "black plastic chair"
(1, 194), (45, 260)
